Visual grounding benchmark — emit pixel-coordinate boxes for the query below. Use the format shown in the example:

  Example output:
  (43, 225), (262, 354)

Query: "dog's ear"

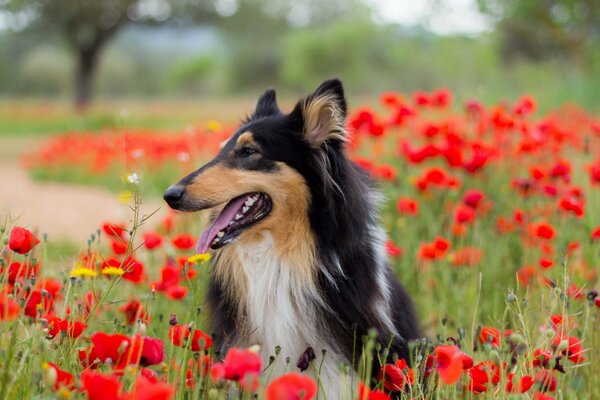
(252, 88), (280, 119)
(289, 79), (348, 148)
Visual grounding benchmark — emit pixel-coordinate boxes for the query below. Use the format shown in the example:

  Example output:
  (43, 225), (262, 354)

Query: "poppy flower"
(265, 372), (318, 400)
(385, 240), (402, 258)
(44, 317), (86, 339)
(378, 359), (414, 391)
(111, 239), (128, 255)
(169, 325), (213, 352)
(4, 260), (39, 283)
(119, 299), (150, 325)
(468, 361), (500, 393)
(0, 294), (21, 321)
(533, 393), (555, 400)
(358, 383), (391, 400)
(172, 234), (195, 250)
(434, 345), (464, 385)
(140, 337), (165, 366)
(79, 332), (143, 370)
(143, 231), (163, 250)
(479, 327), (501, 348)
(211, 347), (262, 382)
(24, 290), (54, 319)
(552, 335), (585, 364)
(42, 362), (75, 391)
(463, 189), (485, 209)
(102, 223), (127, 239)
(448, 247), (483, 267)
(534, 370), (557, 392)
(506, 373), (534, 393)
(396, 196), (418, 216)
(8, 226), (40, 254)
(81, 370), (124, 400)
(130, 375), (174, 400)
(533, 223), (556, 240)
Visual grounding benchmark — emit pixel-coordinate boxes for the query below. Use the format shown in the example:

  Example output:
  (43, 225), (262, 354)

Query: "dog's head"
(164, 79), (348, 253)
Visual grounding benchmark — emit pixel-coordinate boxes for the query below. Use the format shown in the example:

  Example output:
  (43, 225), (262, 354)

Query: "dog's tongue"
(196, 196), (247, 254)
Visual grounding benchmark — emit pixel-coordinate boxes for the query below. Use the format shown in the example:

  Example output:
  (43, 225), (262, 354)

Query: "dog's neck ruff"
(231, 232), (351, 397)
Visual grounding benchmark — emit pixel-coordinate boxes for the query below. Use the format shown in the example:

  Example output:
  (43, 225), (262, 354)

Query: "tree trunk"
(74, 47), (100, 111)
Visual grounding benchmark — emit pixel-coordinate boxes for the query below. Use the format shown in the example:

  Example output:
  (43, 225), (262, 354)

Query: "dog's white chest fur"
(235, 232), (352, 398)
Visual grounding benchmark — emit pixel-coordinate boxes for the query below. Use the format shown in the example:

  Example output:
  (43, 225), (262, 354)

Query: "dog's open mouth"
(195, 192), (272, 253)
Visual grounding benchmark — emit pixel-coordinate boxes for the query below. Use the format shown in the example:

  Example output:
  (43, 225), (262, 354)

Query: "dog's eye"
(240, 147), (258, 157)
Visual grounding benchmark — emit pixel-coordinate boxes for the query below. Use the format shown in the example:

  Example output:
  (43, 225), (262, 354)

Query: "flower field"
(3, 90), (600, 399)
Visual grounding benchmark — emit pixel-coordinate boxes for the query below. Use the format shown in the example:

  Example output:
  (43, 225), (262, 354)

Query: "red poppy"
(468, 361), (500, 393)
(396, 196), (418, 216)
(385, 240), (402, 258)
(140, 337), (165, 367)
(46, 318), (87, 339)
(534, 370), (557, 392)
(265, 372), (318, 400)
(358, 383), (391, 400)
(81, 370), (124, 400)
(552, 335), (585, 364)
(0, 294), (21, 321)
(506, 373), (534, 393)
(533, 222), (556, 240)
(375, 164), (397, 181)
(119, 299), (150, 325)
(79, 332), (143, 370)
(111, 239), (128, 255)
(172, 234), (195, 250)
(479, 327), (501, 348)
(533, 393), (555, 400)
(434, 345), (464, 385)
(43, 362), (75, 391)
(378, 359), (414, 391)
(8, 226), (40, 254)
(102, 223), (127, 239)
(130, 374), (174, 400)
(169, 325), (213, 352)
(4, 260), (39, 283)
(463, 189), (484, 209)
(211, 347), (262, 382)
(24, 290), (54, 319)
(448, 247), (483, 267)
(143, 231), (163, 250)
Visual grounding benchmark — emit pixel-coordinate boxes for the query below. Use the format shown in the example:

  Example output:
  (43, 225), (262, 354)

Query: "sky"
(0, 0), (493, 35)
(370, 0), (493, 35)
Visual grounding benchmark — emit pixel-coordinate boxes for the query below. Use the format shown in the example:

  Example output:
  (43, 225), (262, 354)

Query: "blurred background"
(1, 0), (599, 111)
(0, 0), (599, 242)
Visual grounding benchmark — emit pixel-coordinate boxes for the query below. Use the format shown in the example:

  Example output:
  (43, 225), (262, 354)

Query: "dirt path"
(0, 139), (165, 242)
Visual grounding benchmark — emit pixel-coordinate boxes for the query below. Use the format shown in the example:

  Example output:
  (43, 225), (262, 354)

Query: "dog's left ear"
(252, 88), (280, 119)
(289, 79), (348, 148)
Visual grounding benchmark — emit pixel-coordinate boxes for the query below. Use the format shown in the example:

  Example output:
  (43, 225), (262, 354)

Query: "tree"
(478, 0), (600, 67)
(0, 0), (227, 108)
(0, 0), (369, 108)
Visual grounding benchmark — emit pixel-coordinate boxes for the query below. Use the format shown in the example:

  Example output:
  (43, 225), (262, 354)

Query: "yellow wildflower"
(70, 267), (97, 278)
(187, 253), (211, 264)
(102, 267), (125, 276)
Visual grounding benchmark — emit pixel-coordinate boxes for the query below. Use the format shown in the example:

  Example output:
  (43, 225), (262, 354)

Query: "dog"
(164, 79), (420, 396)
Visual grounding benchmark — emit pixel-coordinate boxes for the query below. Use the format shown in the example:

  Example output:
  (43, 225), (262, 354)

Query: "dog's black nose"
(163, 185), (185, 207)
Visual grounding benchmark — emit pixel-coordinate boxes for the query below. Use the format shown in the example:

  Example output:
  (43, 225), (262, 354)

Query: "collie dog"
(164, 79), (420, 396)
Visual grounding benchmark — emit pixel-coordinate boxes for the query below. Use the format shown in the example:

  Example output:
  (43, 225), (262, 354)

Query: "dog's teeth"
(228, 221), (234, 226)
(244, 199), (253, 207)
(217, 231), (224, 238)
(212, 237), (219, 244)
(242, 206), (249, 213)
(235, 214), (242, 220)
